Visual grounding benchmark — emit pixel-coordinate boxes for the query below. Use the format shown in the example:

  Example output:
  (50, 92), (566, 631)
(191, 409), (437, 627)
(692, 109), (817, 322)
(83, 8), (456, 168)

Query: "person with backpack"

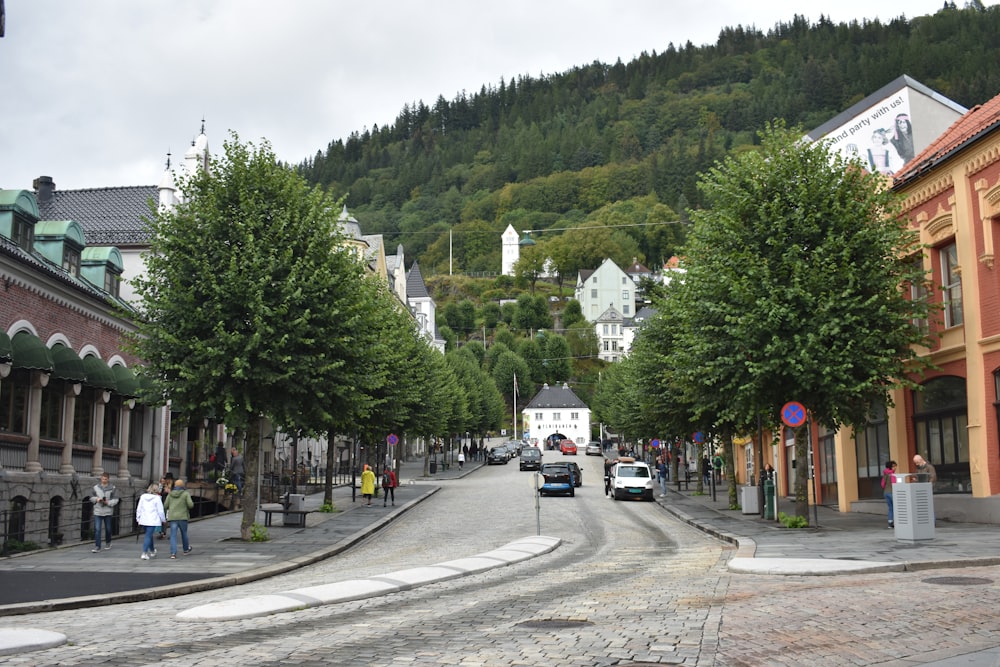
(382, 465), (398, 507)
(882, 460), (897, 528)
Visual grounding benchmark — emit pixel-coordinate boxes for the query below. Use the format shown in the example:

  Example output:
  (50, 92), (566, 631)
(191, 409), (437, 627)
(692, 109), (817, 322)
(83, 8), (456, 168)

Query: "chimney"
(33, 176), (55, 204)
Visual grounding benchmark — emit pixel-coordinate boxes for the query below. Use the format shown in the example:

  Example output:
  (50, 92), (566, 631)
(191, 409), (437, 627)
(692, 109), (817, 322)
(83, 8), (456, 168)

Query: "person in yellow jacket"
(360, 464), (376, 506)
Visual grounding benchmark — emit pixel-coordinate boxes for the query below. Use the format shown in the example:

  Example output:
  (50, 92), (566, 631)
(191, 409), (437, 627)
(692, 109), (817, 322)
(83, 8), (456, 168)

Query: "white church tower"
(501, 224), (520, 276)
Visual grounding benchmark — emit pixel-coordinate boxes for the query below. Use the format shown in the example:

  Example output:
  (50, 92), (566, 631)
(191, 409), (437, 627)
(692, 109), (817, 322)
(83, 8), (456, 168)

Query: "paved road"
(5, 452), (1000, 665)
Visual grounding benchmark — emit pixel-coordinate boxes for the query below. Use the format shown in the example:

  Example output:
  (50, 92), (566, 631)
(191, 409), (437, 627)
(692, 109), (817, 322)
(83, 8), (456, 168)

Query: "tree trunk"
(240, 424), (260, 540)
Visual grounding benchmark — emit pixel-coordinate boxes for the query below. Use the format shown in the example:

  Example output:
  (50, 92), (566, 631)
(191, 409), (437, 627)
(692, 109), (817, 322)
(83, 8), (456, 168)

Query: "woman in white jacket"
(135, 483), (166, 560)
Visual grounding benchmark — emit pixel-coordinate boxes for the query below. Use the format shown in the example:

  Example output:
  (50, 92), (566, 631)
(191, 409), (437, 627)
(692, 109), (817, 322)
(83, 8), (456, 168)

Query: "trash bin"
(763, 479), (775, 520)
(741, 486), (760, 514)
(284, 493), (306, 526)
(893, 473), (934, 541)
(429, 460), (437, 474)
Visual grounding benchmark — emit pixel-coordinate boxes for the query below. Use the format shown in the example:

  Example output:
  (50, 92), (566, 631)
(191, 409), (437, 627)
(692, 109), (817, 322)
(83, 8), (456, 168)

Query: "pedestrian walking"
(361, 464), (376, 506)
(157, 473), (173, 540)
(230, 448), (245, 494)
(656, 457), (668, 497)
(90, 473), (119, 552)
(382, 466), (397, 507)
(458, 451), (466, 470)
(882, 461), (897, 528)
(136, 483), (166, 560)
(214, 442), (227, 474)
(702, 455), (712, 486)
(164, 478), (194, 558)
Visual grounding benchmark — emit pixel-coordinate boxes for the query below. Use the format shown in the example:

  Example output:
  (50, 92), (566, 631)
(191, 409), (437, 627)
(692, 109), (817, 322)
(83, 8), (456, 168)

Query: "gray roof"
(37, 185), (158, 247)
(524, 383), (589, 410)
(406, 261), (430, 299)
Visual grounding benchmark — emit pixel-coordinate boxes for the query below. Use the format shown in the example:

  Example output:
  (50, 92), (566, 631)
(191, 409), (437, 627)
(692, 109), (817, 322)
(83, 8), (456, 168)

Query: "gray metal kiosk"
(893, 473), (934, 541)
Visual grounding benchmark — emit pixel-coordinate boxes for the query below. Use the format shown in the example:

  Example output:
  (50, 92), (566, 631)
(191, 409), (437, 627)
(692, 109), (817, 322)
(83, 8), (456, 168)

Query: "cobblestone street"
(4, 455), (1000, 666)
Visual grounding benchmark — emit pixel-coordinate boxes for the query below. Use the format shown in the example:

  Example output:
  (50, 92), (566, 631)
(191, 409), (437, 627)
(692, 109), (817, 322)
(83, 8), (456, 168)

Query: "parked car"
(608, 457), (654, 501)
(538, 463), (575, 496)
(585, 442), (603, 456)
(565, 461), (583, 487)
(487, 447), (508, 465)
(519, 446), (542, 471)
(559, 439), (577, 455)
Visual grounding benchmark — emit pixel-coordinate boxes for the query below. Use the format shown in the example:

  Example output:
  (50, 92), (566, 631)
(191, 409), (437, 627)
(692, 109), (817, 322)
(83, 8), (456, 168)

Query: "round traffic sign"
(651, 438), (660, 448)
(781, 402), (807, 428)
(692, 431), (704, 443)
(386, 433), (399, 446)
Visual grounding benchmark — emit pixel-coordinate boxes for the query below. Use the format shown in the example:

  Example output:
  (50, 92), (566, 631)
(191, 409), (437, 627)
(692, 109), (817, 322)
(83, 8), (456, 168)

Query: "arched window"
(913, 376), (969, 493)
(6, 496), (27, 548)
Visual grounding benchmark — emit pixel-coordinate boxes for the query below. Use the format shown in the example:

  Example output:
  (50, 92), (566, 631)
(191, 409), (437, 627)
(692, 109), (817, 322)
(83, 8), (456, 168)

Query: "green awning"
(0, 331), (11, 362)
(11, 332), (54, 372)
(81, 355), (117, 391)
(111, 364), (139, 397)
(50, 344), (87, 383)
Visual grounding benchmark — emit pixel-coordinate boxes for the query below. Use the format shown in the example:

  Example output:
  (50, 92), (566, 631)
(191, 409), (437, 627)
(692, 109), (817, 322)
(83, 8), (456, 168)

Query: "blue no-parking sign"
(781, 402), (806, 428)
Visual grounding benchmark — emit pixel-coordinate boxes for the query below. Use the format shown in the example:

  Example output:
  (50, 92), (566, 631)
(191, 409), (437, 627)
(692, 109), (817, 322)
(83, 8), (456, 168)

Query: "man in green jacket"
(163, 478), (194, 558)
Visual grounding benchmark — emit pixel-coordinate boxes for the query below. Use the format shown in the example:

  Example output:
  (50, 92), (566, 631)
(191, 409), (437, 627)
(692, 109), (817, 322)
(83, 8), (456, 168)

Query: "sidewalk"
(656, 481), (1000, 575)
(0, 456), (478, 616)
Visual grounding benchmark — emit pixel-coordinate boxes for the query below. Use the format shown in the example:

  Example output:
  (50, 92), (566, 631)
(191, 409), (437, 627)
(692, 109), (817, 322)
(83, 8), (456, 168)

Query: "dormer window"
(12, 216), (33, 251)
(63, 246), (81, 276)
(104, 271), (119, 298)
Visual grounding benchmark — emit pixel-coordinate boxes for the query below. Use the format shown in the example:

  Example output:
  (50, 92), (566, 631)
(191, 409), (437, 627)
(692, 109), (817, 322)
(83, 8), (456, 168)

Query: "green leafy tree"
(512, 293), (553, 332)
(560, 299), (585, 329)
(132, 134), (374, 539)
(542, 333), (573, 384)
(663, 123), (933, 520)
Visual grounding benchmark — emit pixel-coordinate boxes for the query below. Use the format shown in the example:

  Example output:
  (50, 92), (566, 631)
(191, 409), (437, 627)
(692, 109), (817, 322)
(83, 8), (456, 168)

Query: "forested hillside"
(298, 2), (1000, 278)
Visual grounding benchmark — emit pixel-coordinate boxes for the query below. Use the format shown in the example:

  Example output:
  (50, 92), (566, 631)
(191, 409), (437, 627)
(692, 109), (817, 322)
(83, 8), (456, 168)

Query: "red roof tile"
(894, 92), (1000, 184)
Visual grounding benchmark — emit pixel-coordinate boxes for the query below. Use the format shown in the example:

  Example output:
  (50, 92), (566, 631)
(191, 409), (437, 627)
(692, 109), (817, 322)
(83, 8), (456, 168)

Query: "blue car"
(538, 463), (575, 497)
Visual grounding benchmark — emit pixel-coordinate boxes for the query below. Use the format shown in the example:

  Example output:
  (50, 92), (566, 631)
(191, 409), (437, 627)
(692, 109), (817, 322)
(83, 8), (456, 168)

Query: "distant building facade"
(522, 382), (591, 448)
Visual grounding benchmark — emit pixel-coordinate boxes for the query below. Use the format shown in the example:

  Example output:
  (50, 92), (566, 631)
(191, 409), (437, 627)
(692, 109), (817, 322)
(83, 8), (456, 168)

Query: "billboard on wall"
(807, 75), (967, 177)
(822, 90), (914, 175)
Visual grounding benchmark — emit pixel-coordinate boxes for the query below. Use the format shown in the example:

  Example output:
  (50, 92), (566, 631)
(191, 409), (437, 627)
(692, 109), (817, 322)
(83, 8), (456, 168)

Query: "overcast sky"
(0, 0), (972, 191)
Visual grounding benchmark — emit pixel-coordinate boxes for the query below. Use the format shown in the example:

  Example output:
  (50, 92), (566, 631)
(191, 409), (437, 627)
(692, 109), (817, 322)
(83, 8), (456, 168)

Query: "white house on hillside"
(574, 257), (635, 322)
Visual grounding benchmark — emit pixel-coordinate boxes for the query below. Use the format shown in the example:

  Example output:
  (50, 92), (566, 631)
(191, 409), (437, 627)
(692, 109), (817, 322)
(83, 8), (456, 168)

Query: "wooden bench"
(260, 503), (315, 527)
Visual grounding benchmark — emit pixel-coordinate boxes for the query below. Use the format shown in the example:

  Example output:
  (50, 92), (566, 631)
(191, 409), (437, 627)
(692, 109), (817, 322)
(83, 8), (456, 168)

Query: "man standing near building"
(90, 473), (119, 553)
(913, 455), (937, 484)
(230, 447), (245, 494)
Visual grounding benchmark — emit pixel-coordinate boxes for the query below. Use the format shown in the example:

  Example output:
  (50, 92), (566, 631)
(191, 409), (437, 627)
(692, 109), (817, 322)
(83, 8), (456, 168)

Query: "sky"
(0, 0), (973, 192)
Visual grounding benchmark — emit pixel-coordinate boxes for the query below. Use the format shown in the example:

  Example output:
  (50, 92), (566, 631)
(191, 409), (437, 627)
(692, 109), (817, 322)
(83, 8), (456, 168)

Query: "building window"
(622, 276), (627, 284)
(855, 402), (890, 499)
(62, 247), (81, 276)
(623, 304), (630, 315)
(603, 324), (609, 335)
(0, 370), (30, 433)
(591, 288), (597, 299)
(611, 324), (617, 335)
(39, 384), (64, 440)
(592, 276), (597, 284)
(553, 412), (561, 421)
(103, 399), (121, 448)
(104, 271), (120, 298)
(12, 216), (34, 251)
(994, 370), (1000, 461)
(73, 392), (95, 445)
(622, 290), (629, 302)
(940, 243), (963, 328)
(571, 412), (578, 420)
(603, 341), (610, 351)
(913, 375), (969, 492)
(535, 413), (542, 421)
(909, 255), (929, 334)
